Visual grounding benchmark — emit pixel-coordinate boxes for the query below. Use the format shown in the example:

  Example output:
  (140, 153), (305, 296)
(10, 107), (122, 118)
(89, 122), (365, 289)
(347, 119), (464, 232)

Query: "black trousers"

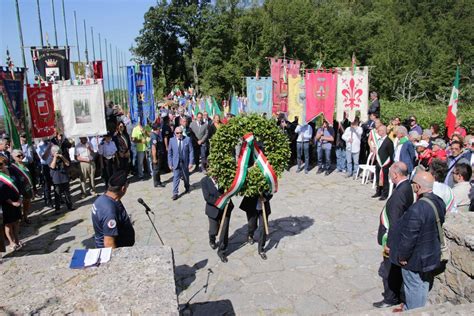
(152, 161), (162, 185)
(53, 182), (72, 210)
(208, 211), (231, 253)
(247, 210), (268, 253)
(118, 156), (129, 173)
(375, 164), (390, 197)
(382, 257), (403, 304)
(102, 158), (116, 188)
(41, 164), (53, 202)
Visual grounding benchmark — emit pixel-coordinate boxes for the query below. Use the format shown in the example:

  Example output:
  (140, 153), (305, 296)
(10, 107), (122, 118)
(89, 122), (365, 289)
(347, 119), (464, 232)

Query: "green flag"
(211, 96), (222, 117)
(1, 94), (21, 149)
(205, 97), (212, 115)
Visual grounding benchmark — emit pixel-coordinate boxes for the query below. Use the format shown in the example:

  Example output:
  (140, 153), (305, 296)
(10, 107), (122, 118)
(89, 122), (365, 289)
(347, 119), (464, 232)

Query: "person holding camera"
(315, 120), (335, 175)
(49, 145), (73, 211)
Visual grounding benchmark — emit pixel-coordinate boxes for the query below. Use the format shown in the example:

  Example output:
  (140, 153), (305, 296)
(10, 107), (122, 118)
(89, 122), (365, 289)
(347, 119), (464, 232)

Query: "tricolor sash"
(0, 171), (20, 195)
(380, 206), (389, 248)
(214, 133), (278, 209)
(11, 163), (33, 188)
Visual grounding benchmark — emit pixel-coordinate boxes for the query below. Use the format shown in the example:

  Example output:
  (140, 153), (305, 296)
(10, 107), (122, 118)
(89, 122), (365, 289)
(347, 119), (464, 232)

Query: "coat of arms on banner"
(336, 67), (369, 122)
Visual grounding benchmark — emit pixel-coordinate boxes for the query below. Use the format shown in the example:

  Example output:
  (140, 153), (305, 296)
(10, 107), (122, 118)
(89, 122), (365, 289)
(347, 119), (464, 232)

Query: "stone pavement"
(4, 166), (389, 315)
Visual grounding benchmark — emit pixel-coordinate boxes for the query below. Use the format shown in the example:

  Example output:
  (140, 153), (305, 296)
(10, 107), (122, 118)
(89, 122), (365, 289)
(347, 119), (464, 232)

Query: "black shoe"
(324, 170), (330, 176)
(154, 182), (165, 188)
(184, 188), (190, 194)
(258, 251), (267, 260)
(172, 195), (178, 201)
(317, 168), (324, 174)
(247, 236), (255, 245)
(379, 196), (388, 201)
(209, 240), (217, 250)
(217, 251), (228, 263)
(372, 193), (381, 198)
(372, 300), (398, 308)
(296, 167), (302, 173)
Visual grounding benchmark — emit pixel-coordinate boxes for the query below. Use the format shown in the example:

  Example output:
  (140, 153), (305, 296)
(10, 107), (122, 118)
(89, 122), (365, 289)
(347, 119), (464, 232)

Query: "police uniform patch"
(107, 219), (117, 229)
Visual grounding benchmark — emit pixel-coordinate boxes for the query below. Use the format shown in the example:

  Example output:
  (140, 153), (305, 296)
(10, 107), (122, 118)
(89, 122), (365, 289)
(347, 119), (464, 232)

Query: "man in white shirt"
(99, 133), (118, 189)
(75, 137), (97, 197)
(295, 124), (313, 174)
(452, 162), (472, 211)
(342, 118), (363, 178)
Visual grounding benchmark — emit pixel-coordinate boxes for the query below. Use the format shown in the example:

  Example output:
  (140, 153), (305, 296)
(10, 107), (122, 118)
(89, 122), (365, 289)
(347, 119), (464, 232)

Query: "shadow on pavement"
(179, 299), (235, 316)
(175, 259), (208, 296)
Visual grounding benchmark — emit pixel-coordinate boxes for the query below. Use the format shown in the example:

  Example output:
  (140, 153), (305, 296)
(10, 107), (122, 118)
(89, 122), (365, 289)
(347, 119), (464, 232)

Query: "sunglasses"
(175, 132), (183, 135)
(0, 163), (4, 167)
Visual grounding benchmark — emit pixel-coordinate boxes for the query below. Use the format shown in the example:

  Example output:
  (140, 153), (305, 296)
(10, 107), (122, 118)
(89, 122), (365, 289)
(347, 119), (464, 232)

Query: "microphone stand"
(144, 208), (165, 246)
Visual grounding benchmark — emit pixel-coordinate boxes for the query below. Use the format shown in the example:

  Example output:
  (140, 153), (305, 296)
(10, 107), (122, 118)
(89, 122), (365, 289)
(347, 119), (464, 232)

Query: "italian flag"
(445, 66), (460, 138)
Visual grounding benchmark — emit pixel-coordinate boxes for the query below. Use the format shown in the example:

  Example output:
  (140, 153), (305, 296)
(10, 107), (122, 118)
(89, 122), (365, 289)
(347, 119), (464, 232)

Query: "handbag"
(421, 197), (450, 263)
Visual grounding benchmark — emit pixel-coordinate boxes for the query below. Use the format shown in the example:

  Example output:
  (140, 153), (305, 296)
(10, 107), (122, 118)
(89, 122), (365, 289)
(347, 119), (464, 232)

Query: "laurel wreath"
(208, 114), (290, 197)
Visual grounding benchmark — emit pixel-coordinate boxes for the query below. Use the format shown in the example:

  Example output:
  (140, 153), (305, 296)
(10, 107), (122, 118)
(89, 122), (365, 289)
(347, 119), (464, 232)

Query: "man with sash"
(374, 162), (413, 308)
(372, 125), (394, 200)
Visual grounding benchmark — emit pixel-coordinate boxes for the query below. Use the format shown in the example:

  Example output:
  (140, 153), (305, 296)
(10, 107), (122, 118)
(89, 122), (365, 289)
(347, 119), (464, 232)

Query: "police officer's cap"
(108, 170), (128, 187)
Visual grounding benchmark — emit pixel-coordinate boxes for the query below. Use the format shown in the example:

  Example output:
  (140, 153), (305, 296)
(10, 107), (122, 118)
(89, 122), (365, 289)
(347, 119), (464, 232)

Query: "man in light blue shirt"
(315, 120), (335, 175)
(295, 124), (313, 174)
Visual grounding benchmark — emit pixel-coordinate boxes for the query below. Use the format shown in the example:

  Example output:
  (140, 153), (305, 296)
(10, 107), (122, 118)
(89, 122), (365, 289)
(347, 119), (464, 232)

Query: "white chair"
(358, 152), (376, 188)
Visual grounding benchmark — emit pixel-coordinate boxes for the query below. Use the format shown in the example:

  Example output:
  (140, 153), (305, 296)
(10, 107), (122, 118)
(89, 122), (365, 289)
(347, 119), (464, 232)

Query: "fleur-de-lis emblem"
(341, 78), (363, 110)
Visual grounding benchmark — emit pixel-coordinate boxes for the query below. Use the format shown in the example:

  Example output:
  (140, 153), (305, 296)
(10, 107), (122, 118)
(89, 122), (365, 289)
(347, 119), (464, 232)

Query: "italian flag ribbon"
(11, 163), (33, 188)
(380, 206), (389, 248)
(0, 171), (20, 195)
(215, 133), (278, 209)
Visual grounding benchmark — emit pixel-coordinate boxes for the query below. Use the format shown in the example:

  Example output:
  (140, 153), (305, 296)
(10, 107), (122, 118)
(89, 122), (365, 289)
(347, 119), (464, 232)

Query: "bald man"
(389, 170), (446, 310)
(372, 125), (394, 200)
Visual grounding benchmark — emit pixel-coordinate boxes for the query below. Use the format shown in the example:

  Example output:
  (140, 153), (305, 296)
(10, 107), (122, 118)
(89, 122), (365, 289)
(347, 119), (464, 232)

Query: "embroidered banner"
(93, 61), (103, 79)
(127, 64), (155, 125)
(58, 82), (107, 137)
(336, 66), (369, 122)
(31, 46), (71, 81)
(270, 58), (301, 114)
(0, 66), (27, 131)
(287, 75), (306, 123)
(305, 70), (338, 123)
(246, 77), (272, 115)
(26, 84), (56, 138)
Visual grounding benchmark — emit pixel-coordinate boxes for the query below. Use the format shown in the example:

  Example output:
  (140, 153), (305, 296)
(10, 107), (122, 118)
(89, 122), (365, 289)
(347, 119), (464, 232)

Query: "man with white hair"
(373, 125), (394, 200)
(168, 126), (194, 200)
(397, 128), (417, 174)
(389, 170), (446, 310)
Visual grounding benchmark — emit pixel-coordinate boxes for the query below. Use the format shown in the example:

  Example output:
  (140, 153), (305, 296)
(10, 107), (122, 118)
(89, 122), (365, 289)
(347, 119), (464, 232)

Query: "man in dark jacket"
(201, 175), (233, 263)
(389, 170), (446, 310)
(373, 125), (394, 200)
(240, 193), (272, 260)
(374, 162), (414, 308)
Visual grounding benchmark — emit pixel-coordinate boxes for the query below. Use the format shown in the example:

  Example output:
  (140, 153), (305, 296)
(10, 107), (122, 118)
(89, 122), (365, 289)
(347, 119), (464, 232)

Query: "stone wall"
(430, 212), (474, 304)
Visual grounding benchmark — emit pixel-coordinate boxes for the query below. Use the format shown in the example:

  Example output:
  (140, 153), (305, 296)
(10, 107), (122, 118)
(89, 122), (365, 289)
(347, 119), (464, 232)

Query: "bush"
(381, 101), (474, 135)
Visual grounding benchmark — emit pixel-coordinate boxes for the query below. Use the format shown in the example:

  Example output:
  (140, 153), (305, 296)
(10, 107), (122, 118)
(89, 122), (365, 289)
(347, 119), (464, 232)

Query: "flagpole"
(98, 33), (102, 60)
(14, 0), (28, 83)
(115, 46), (120, 104)
(51, 0), (58, 46)
(122, 51), (127, 105)
(105, 38), (110, 94)
(110, 43), (115, 103)
(61, 0), (68, 47)
(91, 27), (96, 61)
(74, 11), (80, 62)
(83, 20), (89, 64)
(36, 0), (44, 46)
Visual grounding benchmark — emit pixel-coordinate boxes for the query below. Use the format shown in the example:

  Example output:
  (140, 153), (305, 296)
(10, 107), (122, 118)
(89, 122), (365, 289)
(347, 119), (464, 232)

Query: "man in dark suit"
(168, 126), (194, 200)
(373, 125), (394, 200)
(240, 193), (272, 260)
(373, 162), (414, 308)
(201, 175), (234, 263)
(389, 170), (446, 310)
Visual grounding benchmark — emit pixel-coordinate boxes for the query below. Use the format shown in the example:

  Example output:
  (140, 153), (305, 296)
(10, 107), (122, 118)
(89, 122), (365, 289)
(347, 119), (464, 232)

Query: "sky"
(0, 0), (157, 88)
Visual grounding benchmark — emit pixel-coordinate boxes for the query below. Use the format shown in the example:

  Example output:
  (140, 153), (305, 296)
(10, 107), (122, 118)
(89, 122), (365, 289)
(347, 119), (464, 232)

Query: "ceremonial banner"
(26, 84), (56, 138)
(246, 77), (272, 114)
(31, 47), (71, 81)
(336, 67), (369, 122)
(0, 67), (27, 131)
(1, 94), (21, 149)
(305, 70), (338, 122)
(72, 62), (85, 78)
(127, 64), (155, 125)
(287, 75), (306, 123)
(230, 94), (239, 116)
(445, 66), (460, 138)
(58, 82), (107, 137)
(93, 61), (103, 79)
(270, 58), (301, 114)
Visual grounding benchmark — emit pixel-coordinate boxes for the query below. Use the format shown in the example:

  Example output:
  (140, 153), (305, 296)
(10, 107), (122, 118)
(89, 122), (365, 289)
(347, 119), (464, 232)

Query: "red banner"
(305, 70), (338, 122)
(26, 84), (56, 138)
(93, 60), (103, 79)
(270, 58), (301, 114)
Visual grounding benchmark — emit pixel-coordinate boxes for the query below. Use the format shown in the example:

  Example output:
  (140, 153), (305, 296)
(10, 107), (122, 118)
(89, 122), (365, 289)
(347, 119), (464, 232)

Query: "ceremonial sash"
(376, 138), (391, 186)
(11, 163), (33, 188)
(0, 171), (20, 195)
(380, 206), (389, 248)
(369, 128), (379, 149)
(214, 133), (278, 209)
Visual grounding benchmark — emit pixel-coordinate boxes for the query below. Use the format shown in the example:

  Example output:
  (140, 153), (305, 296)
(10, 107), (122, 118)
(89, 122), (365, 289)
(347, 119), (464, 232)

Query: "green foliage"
(134, 0), (473, 105)
(381, 101), (474, 135)
(208, 114), (290, 196)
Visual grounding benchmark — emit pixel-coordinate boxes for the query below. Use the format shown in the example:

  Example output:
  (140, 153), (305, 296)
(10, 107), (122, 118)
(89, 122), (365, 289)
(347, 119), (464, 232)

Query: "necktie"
(178, 139), (182, 160)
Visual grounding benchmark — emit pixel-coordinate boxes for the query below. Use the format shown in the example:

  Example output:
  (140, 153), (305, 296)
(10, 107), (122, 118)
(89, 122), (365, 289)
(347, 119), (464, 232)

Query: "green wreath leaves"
(208, 114), (290, 197)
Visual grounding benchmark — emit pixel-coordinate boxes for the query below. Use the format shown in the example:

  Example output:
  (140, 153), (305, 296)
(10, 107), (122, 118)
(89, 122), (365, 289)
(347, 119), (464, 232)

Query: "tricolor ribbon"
(214, 133), (278, 209)
(0, 171), (20, 196)
(11, 163), (33, 189)
(380, 206), (389, 248)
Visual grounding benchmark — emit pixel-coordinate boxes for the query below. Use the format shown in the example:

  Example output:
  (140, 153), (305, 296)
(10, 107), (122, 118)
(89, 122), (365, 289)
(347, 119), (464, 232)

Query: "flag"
(0, 66), (26, 131)
(26, 84), (56, 138)
(127, 64), (155, 125)
(1, 94), (20, 149)
(270, 58), (301, 114)
(305, 70), (338, 122)
(287, 75), (306, 123)
(230, 94), (239, 116)
(336, 66), (369, 122)
(93, 61), (103, 79)
(205, 97), (212, 115)
(58, 81), (107, 137)
(72, 62), (86, 78)
(31, 47), (71, 81)
(211, 96), (222, 117)
(246, 77), (272, 114)
(445, 66), (460, 138)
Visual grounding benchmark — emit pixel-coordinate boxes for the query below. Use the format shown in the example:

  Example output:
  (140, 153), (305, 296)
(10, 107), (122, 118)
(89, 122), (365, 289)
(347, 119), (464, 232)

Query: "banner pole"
(260, 196), (269, 235)
(91, 27), (96, 61)
(110, 43), (115, 103)
(14, 0), (28, 83)
(73, 11), (81, 62)
(216, 203), (230, 240)
(115, 46), (120, 105)
(98, 33), (102, 60)
(51, 0), (58, 46)
(105, 38), (110, 94)
(83, 20), (89, 64)
(61, 0), (68, 47)
(36, 0), (44, 46)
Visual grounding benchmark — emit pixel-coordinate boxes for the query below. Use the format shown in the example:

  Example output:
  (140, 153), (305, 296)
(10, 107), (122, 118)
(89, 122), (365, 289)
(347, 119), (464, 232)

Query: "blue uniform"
(91, 195), (135, 248)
